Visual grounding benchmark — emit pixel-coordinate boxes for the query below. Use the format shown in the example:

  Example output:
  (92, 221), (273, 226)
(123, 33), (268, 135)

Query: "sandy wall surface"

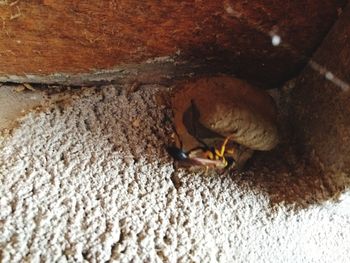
(0, 86), (349, 262)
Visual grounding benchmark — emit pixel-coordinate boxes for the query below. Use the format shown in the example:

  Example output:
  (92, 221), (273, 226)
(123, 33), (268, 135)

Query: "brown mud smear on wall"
(291, 3), (350, 175)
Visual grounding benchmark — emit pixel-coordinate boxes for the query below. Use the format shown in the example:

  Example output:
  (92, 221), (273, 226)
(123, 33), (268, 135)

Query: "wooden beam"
(0, 1), (346, 86)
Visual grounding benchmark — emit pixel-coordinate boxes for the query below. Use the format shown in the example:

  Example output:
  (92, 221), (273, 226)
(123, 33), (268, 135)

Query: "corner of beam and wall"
(0, 57), (183, 86)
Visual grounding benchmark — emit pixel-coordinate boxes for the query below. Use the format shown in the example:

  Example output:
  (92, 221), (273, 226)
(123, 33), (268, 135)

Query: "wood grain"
(0, 0), (346, 86)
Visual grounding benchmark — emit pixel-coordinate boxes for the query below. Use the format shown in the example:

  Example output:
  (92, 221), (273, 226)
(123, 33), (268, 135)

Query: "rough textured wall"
(0, 0), (346, 87)
(291, 3), (350, 174)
